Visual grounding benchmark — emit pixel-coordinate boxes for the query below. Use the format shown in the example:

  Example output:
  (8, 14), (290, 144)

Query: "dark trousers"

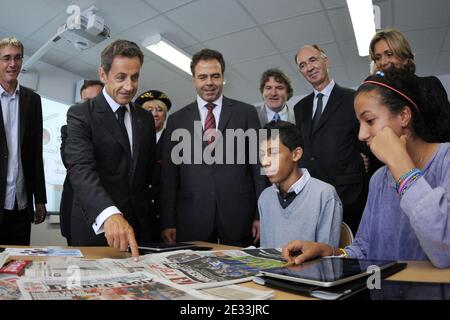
(0, 205), (32, 245)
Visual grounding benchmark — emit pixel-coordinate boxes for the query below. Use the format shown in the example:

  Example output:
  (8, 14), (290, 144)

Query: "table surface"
(2, 241), (450, 300)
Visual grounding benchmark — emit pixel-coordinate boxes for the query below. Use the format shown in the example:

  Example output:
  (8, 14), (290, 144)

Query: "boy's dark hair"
(356, 67), (450, 142)
(259, 68), (293, 100)
(263, 120), (304, 151)
(190, 48), (225, 75)
(80, 80), (104, 97)
(101, 40), (144, 74)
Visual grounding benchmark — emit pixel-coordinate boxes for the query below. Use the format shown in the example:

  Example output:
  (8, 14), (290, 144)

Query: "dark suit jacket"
(59, 125), (72, 240)
(160, 97), (268, 246)
(294, 84), (365, 232)
(65, 93), (156, 245)
(0, 86), (46, 224)
(147, 129), (165, 241)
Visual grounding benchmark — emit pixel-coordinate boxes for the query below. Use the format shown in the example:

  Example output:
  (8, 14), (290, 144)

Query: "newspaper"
(201, 284), (274, 300)
(139, 248), (286, 289)
(25, 257), (146, 278)
(0, 275), (22, 300)
(24, 248), (286, 291)
(0, 252), (8, 268)
(4, 247), (83, 257)
(17, 272), (216, 300)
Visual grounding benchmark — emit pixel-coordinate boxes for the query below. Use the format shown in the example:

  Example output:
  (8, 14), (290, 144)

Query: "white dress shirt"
(1, 83), (27, 211)
(265, 104), (289, 122)
(312, 80), (335, 119)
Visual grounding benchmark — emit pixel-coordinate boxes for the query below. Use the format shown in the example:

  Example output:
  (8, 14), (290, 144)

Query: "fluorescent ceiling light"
(143, 35), (192, 75)
(346, 0), (376, 56)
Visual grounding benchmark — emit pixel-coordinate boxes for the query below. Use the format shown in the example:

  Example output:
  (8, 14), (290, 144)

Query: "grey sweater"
(258, 176), (343, 248)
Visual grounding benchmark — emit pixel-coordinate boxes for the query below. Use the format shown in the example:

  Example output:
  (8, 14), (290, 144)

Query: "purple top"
(346, 143), (450, 268)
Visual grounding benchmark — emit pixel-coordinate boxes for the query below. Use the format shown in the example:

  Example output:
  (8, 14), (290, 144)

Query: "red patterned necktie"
(204, 103), (216, 144)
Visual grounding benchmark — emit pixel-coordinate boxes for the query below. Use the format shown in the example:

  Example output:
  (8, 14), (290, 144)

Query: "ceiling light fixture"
(143, 34), (192, 75)
(346, 0), (376, 57)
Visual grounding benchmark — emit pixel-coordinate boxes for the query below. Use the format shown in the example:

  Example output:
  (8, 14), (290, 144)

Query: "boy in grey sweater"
(258, 121), (342, 248)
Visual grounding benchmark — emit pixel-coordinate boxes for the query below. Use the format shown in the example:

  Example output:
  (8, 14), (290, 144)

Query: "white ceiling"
(1, 0), (449, 111)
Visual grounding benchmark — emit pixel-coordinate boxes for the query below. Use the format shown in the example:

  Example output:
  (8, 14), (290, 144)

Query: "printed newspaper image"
(4, 247), (83, 257)
(25, 257), (147, 278)
(0, 275), (22, 300)
(140, 249), (286, 289)
(17, 272), (216, 300)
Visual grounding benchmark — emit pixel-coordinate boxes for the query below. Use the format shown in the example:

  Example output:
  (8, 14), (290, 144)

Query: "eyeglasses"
(0, 55), (23, 63)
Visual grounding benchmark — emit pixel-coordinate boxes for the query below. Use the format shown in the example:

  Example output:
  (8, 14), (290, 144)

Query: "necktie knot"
(206, 103), (216, 112)
(272, 112), (281, 122)
(316, 93), (324, 100)
(117, 105), (127, 119)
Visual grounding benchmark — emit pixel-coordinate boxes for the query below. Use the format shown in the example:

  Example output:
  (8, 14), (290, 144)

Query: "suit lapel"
(302, 93), (314, 139)
(311, 84), (344, 135)
(19, 86), (28, 146)
(218, 97), (234, 132)
(94, 94), (132, 159)
(131, 103), (141, 173)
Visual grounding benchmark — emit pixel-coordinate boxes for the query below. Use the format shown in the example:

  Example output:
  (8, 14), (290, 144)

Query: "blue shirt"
(0, 84), (27, 210)
(346, 143), (450, 268)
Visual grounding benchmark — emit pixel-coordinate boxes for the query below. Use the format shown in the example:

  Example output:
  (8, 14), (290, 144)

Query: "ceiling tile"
(414, 52), (440, 76)
(117, 15), (197, 50)
(263, 12), (335, 52)
(339, 40), (372, 66)
(321, 0), (347, 9)
(404, 28), (448, 54)
(60, 59), (99, 79)
(92, 0), (159, 34)
(165, 0), (255, 41)
(142, 0), (193, 12)
(347, 63), (372, 85)
(436, 51), (450, 75)
(204, 28), (277, 64)
(138, 58), (184, 88)
(394, 0), (450, 30)
(327, 7), (354, 42)
(223, 82), (261, 105)
(232, 54), (293, 84)
(239, 0), (322, 24)
(442, 28), (450, 52)
(0, 1), (61, 38)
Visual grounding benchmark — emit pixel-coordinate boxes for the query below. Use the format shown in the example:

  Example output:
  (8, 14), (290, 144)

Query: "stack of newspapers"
(4, 248), (282, 300)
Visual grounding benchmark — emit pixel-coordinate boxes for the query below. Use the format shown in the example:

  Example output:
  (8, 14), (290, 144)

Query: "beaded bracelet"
(398, 171), (423, 197)
(396, 168), (421, 192)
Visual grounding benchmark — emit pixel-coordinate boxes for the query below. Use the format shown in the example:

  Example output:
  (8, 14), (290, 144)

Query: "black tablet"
(259, 257), (398, 287)
(137, 242), (197, 252)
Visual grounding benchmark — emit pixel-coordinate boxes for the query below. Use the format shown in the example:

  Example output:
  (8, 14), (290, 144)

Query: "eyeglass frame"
(0, 54), (24, 63)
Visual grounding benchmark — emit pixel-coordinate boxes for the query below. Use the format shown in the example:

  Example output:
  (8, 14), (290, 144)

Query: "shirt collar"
(272, 168), (311, 195)
(0, 82), (20, 98)
(197, 95), (223, 109)
(265, 104), (288, 119)
(313, 79), (335, 98)
(102, 88), (130, 113)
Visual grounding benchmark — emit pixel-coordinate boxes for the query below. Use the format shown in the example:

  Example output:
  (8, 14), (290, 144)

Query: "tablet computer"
(259, 258), (398, 287)
(137, 242), (197, 252)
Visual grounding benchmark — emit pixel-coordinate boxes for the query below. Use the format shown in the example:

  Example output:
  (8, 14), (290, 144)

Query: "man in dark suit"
(160, 48), (268, 247)
(60, 80), (103, 245)
(255, 68), (296, 126)
(0, 37), (46, 245)
(293, 44), (367, 233)
(65, 40), (156, 259)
